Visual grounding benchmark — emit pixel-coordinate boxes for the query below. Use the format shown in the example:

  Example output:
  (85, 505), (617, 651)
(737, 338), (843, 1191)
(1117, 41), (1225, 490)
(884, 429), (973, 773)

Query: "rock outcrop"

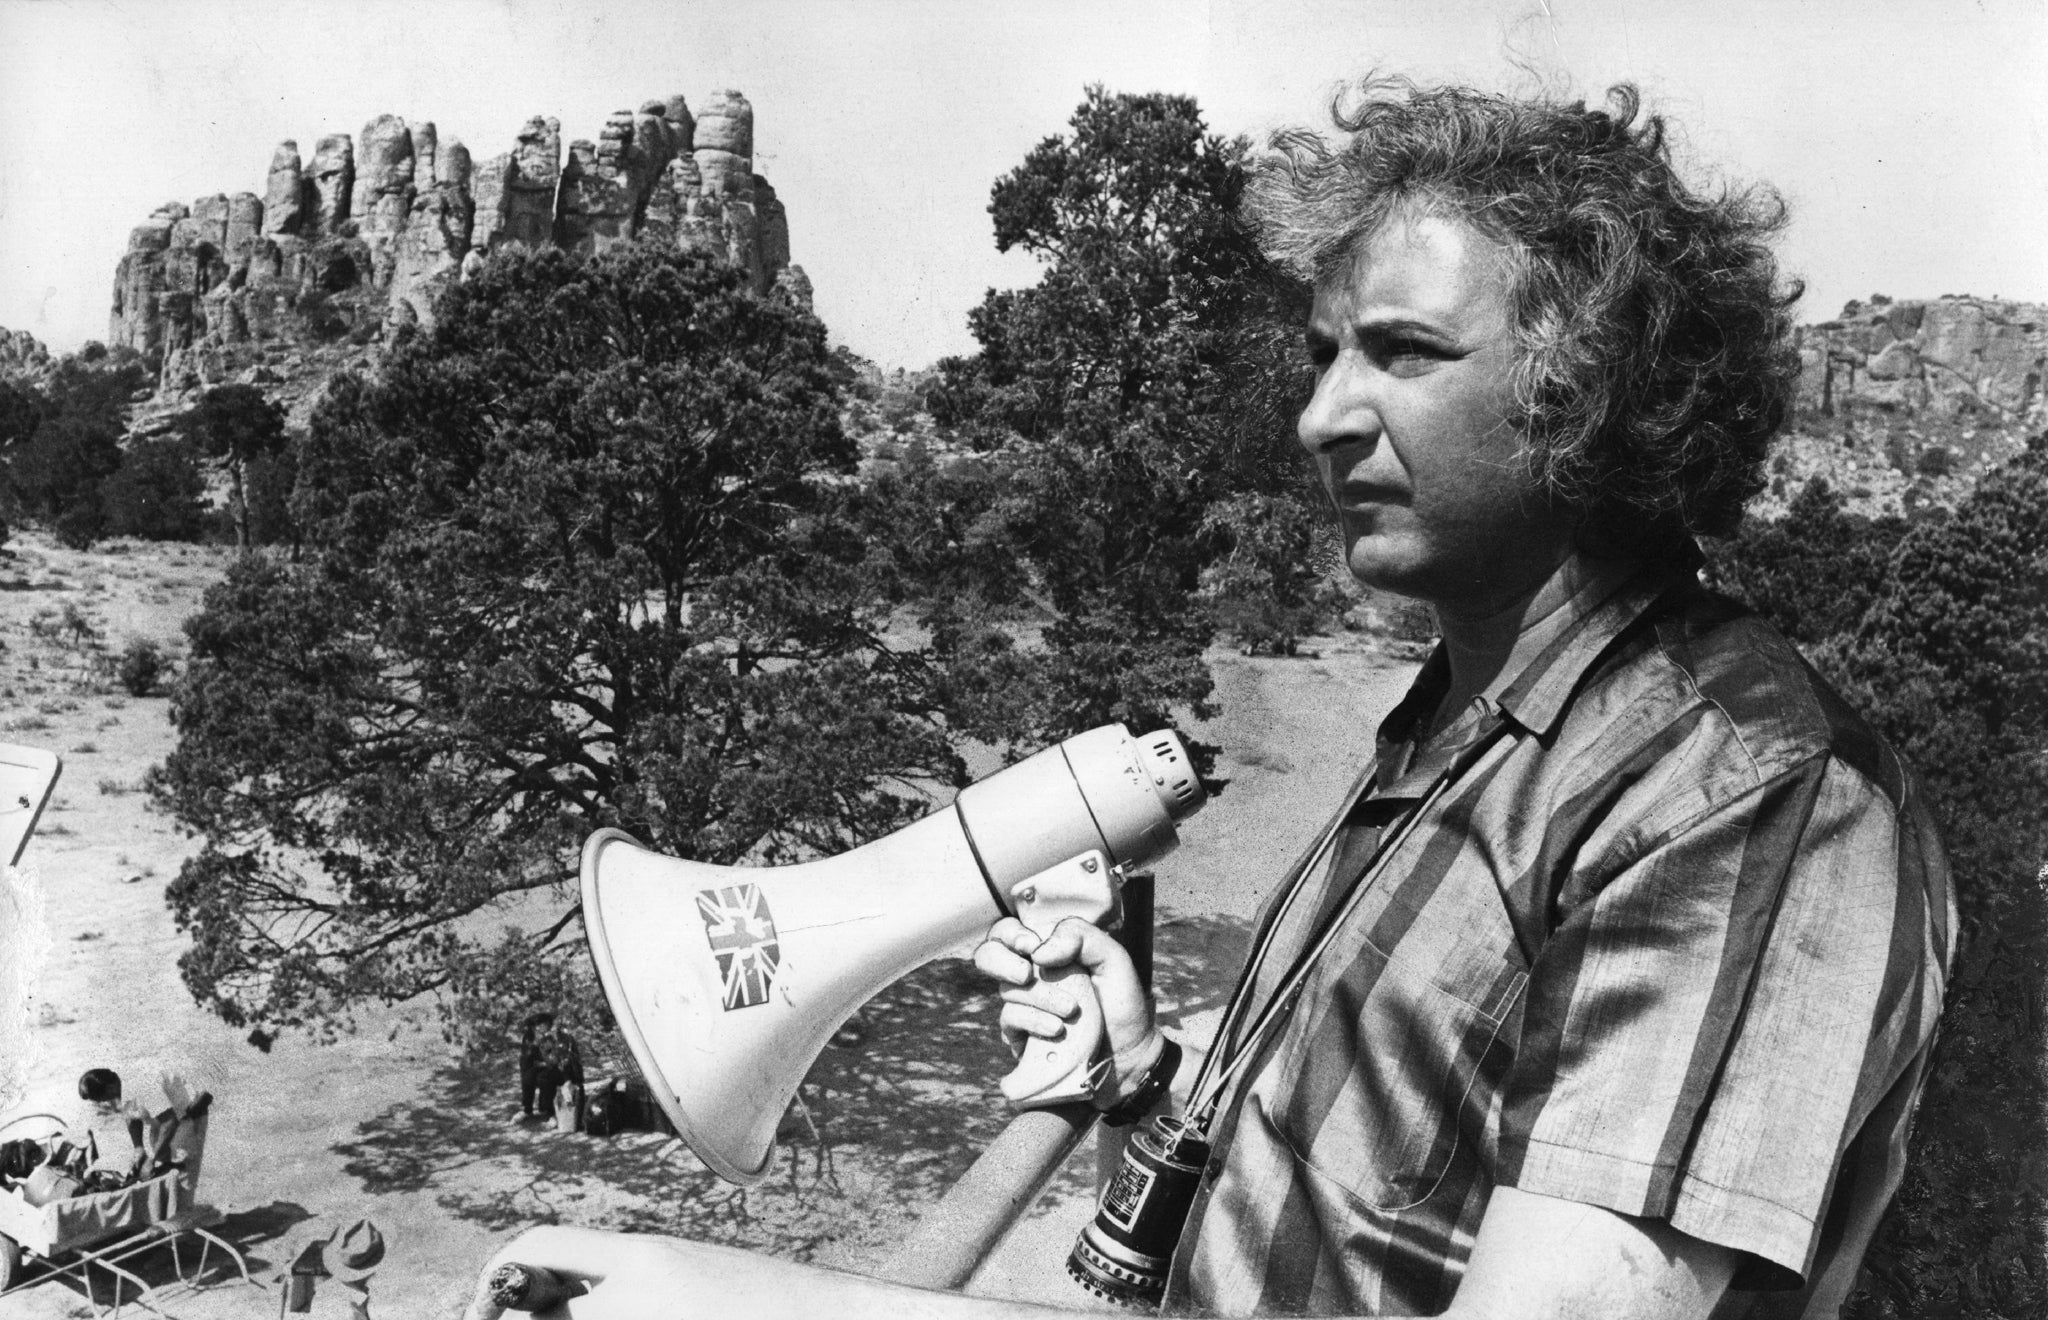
(109, 90), (808, 396)
(1797, 295), (2046, 425)
(0, 328), (52, 385)
(1755, 295), (2048, 523)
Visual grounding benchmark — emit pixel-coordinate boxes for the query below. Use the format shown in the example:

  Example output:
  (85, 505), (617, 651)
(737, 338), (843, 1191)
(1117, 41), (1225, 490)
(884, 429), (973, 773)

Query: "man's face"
(1297, 213), (1573, 619)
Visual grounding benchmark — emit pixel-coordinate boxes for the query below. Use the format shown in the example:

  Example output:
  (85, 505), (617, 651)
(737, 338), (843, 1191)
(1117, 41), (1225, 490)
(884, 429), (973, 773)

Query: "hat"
(327, 1218), (385, 1283)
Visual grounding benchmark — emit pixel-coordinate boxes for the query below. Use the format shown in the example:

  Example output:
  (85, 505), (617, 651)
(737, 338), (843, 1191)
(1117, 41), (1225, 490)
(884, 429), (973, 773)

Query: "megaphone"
(582, 724), (1204, 1186)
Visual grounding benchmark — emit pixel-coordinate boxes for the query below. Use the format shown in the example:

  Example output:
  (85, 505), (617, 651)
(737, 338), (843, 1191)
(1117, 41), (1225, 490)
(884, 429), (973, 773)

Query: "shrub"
(58, 602), (100, 649)
(117, 638), (169, 697)
(53, 499), (106, 550)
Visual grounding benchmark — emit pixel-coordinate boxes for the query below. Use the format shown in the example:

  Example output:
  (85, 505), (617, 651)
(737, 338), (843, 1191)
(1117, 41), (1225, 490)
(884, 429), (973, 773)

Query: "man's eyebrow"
(1352, 313), (1456, 339)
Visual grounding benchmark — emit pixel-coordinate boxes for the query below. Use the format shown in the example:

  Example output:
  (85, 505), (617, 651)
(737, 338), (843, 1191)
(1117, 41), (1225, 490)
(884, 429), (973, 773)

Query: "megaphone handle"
(996, 849), (1120, 1108)
(999, 961), (1106, 1107)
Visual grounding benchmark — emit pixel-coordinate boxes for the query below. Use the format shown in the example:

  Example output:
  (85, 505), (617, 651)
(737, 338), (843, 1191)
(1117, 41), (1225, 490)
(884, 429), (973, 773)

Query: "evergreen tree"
(178, 384), (286, 551)
(923, 88), (1320, 765)
(152, 244), (971, 1039)
(101, 434), (208, 541)
(5, 346), (146, 548)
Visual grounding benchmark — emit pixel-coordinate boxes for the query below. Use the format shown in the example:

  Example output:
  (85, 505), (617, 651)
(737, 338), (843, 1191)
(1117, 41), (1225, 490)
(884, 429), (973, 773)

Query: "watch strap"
(1100, 1038), (1181, 1127)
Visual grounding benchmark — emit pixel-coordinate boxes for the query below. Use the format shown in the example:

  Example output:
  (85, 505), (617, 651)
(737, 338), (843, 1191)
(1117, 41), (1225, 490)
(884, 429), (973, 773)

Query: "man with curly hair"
(981, 81), (1954, 1319)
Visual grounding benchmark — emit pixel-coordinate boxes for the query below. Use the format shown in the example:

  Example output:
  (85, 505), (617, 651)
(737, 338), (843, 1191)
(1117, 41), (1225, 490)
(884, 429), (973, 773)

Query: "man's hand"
(971, 915), (1164, 1110)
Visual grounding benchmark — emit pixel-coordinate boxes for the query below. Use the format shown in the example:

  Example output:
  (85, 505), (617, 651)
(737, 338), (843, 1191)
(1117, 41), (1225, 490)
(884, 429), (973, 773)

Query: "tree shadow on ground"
(211, 1197), (314, 1273)
(329, 910), (1251, 1263)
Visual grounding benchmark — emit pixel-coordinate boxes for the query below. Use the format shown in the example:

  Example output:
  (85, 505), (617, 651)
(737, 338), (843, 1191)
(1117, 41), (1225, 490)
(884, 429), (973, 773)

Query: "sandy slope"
(0, 531), (1415, 1318)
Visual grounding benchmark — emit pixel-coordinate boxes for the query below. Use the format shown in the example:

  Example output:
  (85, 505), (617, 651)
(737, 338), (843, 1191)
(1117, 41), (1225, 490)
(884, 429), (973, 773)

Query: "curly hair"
(1248, 79), (1803, 549)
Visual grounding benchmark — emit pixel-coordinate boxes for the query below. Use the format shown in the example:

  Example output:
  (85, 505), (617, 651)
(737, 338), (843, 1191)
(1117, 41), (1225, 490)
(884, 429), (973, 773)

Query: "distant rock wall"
(1751, 296), (2048, 524)
(1797, 296), (2046, 425)
(110, 90), (807, 395)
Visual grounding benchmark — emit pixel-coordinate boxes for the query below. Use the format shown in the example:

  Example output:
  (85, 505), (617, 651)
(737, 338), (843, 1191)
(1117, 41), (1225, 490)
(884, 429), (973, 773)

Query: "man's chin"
(1343, 545), (1432, 601)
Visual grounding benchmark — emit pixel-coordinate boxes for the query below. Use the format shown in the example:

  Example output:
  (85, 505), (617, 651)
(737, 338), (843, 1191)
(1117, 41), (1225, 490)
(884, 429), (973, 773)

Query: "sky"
(1, 0), (2043, 371)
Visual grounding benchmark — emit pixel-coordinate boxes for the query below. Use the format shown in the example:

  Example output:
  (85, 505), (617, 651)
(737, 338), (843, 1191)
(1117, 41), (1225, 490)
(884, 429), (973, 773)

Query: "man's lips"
(1332, 481), (1406, 511)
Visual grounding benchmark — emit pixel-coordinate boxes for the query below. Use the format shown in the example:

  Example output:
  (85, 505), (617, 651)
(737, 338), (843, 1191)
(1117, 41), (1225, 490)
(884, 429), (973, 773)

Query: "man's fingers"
(972, 916), (1049, 982)
(971, 935), (1035, 986)
(1032, 917), (1131, 975)
(999, 1000), (1072, 1043)
(998, 976), (1079, 1020)
(990, 915), (1040, 952)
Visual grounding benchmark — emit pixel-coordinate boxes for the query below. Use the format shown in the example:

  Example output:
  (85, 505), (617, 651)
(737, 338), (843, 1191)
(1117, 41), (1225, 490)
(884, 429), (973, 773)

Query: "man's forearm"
(466, 1228), (1090, 1320)
(468, 1209), (1734, 1320)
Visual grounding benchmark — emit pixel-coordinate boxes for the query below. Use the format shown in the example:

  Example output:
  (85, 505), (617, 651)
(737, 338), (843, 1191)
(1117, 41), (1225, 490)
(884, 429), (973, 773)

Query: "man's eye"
(1304, 342), (1336, 369)
(1379, 338), (1450, 373)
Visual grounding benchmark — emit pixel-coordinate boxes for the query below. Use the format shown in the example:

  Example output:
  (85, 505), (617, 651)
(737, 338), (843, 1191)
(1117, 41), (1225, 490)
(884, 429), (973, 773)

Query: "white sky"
(1, 0), (2043, 370)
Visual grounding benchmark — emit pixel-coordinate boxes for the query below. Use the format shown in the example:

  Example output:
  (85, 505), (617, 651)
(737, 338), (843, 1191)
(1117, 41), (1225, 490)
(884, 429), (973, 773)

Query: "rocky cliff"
(1758, 295), (2047, 520)
(1796, 295), (2045, 423)
(109, 90), (806, 396)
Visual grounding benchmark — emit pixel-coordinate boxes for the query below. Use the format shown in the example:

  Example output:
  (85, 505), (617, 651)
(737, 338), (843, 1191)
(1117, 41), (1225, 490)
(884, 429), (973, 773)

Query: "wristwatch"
(1100, 1038), (1181, 1127)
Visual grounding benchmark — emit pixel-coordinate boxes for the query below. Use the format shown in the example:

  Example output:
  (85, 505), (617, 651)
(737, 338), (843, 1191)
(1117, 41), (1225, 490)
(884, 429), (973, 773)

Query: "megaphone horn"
(582, 724), (1205, 1186)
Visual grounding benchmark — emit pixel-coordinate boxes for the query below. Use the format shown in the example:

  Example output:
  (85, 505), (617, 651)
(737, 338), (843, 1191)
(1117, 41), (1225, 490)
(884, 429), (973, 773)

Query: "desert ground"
(0, 528), (1415, 1319)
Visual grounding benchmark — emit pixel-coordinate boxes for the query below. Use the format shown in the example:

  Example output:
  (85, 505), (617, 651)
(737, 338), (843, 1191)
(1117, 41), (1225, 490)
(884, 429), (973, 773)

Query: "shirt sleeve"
(1494, 748), (1949, 1287)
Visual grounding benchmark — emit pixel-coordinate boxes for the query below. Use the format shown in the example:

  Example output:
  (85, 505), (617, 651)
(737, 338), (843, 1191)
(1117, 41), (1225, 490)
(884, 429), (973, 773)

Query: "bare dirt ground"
(0, 529), (1415, 1319)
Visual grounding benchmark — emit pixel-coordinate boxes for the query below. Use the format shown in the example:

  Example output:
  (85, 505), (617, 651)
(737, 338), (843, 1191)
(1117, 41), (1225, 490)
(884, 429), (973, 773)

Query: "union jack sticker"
(696, 883), (781, 1010)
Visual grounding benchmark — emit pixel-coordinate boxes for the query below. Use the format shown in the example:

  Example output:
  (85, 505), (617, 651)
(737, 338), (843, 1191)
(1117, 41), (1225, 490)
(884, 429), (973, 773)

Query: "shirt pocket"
(1261, 912), (1528, 1212)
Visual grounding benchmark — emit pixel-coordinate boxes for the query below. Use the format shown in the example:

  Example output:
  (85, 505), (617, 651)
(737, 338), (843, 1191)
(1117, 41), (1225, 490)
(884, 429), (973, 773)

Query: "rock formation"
(1755, 295), (2048, 523)
(1797, 295), (2046, 425)
(109, 90), (808, 395)
(0, 328), (52, 384)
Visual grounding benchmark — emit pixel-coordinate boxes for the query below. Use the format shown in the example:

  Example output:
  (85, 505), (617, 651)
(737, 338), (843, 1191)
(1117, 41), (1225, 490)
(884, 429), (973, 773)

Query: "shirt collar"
(1377, 550), (1704, 749)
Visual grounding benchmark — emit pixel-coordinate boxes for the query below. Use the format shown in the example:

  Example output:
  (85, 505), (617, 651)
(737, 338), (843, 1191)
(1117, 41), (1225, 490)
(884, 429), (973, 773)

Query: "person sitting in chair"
(70, 1067), (151, 1191)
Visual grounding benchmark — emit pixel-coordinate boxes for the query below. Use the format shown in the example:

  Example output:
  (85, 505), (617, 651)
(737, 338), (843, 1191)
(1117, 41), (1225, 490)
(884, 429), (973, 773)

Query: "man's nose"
(1296, 358), (1380, 457)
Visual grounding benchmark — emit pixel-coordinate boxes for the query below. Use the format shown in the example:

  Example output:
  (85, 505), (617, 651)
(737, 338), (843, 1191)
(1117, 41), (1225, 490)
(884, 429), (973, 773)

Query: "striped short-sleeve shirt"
(1167, 567), (1955, 1318)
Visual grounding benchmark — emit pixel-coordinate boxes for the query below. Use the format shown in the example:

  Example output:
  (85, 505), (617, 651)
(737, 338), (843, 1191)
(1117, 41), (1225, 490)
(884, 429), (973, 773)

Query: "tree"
(179, 383), (286, 551)
(0, 377), (43, 451)
(1197, 492), (1350, 656)
(152, 243), (971, 1040)
(0, 377), (46, 547)
(101, 434), (208, 541)
(242, 447), (300, 549)
(922, 89), (1322, 764)
(4, 347), (146, 548)
(1702, 477), (1907, 645)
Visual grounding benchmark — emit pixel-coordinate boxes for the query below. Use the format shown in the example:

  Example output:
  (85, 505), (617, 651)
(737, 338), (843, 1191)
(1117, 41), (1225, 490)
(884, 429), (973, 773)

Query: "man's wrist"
(1100, 1034), (1180, 1126)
